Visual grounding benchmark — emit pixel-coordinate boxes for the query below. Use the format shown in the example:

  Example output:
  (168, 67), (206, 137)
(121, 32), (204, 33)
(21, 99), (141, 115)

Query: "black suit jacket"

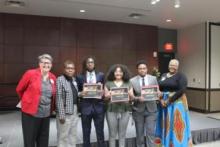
(76, 72), (105, 115)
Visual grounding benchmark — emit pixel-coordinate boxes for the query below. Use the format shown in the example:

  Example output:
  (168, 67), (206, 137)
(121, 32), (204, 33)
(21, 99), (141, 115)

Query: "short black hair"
(136, 60), (147, 68)
(106, 64), (131, 82)
(63, 60), (74, 68)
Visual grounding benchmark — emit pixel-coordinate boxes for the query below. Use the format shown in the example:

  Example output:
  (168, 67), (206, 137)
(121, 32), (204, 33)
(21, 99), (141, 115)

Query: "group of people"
(16, 53), (193, 147)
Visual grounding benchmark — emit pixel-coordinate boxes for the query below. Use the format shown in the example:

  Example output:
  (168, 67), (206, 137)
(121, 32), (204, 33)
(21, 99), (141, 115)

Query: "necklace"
(167, 72), (175, 78)
(114, 80), (123, 87)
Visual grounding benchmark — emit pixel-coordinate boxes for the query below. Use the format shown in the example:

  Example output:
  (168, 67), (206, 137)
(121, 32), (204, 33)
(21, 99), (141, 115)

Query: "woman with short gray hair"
(16, 53), (56, 147)
(38, 54), (53, 63)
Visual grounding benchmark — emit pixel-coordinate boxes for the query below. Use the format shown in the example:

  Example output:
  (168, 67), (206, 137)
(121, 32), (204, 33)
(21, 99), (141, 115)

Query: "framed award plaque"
(83, 83), (103, 99)
(141, 85), (159, 101)
(110, 87), (129, 102)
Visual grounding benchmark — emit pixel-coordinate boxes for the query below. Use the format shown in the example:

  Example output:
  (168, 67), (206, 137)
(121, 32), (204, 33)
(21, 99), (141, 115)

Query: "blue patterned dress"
(155, 72), (193, 147)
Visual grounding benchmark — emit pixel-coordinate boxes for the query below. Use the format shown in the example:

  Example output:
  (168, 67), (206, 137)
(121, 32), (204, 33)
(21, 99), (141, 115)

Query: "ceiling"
(0, 0), (220, 29)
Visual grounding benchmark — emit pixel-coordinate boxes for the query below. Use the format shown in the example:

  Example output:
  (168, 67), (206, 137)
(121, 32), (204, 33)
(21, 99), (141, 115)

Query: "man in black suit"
(76, 56), (105, 147)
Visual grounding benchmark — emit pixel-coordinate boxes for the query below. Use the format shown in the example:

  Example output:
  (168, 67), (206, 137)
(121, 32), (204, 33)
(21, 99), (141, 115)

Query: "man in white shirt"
(76, 57), (106, 147)
(130, 60), (159, 147)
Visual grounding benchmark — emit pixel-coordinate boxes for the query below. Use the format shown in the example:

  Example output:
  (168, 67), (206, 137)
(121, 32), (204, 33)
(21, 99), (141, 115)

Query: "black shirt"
(159, 72), (187, 102)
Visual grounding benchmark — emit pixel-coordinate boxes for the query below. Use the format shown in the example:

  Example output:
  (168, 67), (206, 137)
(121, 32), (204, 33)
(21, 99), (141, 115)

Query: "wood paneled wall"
(0, 13), (158, 83)
(0, 13), (158, 108)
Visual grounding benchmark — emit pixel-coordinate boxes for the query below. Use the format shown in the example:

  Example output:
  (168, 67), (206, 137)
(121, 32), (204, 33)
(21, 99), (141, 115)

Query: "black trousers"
(81, 112), (105, 147)
(21, 112), (50, 147)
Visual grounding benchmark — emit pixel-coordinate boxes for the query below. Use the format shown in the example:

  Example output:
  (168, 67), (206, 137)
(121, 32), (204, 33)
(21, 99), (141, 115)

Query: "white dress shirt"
(86, 71), (96, 83)
(139, 75), (149, 87)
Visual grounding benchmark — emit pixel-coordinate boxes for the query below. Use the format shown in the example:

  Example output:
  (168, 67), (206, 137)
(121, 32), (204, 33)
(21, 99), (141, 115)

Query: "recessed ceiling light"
(174, 4), (180, 8)
(5, 0), (25, 7)
(129, 13), (144, 19)
(80, 9), (86, 13)
(174, 0), (180, 8)
(151, 0), (157, 5)
(166, 19), (172, 22)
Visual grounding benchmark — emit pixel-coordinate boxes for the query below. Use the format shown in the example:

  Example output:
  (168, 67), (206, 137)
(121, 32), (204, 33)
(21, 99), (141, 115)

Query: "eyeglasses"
(87, 61), (94, 64)
(65, 67), (75, 70)
(138, 67), (147, 70)
(40, 61), (52, 65)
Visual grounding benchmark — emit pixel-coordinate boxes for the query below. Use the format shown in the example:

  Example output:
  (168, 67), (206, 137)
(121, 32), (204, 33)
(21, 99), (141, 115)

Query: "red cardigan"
(16, 68), (56, 115)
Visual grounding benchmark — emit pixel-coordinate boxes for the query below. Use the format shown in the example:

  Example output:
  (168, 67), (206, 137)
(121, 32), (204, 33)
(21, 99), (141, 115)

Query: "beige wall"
(177, 23), (208, 111)
(210, 91), (220, 111)
(178, 22), (220, 112)
(186, 89), (206, 110)
(177, 23), (207, 89)
(210, 25), (220, 89)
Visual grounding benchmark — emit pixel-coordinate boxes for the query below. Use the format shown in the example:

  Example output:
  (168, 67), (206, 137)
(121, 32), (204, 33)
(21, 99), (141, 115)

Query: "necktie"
(89, 72), (93, 83)
(142, 77), (145, 86)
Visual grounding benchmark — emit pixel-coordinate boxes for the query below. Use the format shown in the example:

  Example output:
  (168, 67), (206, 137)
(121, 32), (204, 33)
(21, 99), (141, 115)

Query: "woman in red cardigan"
(16, 54), (56, 147)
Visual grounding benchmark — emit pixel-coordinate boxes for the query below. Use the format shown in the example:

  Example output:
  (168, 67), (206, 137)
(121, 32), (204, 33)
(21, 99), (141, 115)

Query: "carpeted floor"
(207, 113), (220, 120)
(1, 111), (220, 147)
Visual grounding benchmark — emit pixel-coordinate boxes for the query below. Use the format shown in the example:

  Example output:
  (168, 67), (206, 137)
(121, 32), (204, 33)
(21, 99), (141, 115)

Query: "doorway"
(158, 52), (175, 75)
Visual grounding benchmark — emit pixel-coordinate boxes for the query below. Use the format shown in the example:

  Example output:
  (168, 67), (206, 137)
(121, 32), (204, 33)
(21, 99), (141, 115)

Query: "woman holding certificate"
(104, 64), (134, 147)
(155, 59), (193, 147)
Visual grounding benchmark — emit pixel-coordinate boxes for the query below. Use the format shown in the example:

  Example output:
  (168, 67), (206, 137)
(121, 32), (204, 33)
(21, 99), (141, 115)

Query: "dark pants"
(81, 112), (105, 147)
(22, 112), (50, 147)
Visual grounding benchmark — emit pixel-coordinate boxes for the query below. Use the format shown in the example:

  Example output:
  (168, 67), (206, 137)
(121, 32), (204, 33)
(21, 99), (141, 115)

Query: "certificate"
(141, 85), (159, 101)
(83, 83), (103, 99)
(16, 101), (21, 108)
(110, 87), (129, 102)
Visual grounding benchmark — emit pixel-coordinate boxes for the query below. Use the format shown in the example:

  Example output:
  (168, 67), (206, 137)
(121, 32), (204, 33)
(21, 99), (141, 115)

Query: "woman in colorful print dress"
(155, 59), (193, 147)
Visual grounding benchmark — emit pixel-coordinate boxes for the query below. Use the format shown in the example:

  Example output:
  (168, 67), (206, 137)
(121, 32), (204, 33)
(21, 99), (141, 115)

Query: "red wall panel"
(23, 46), (60, 63)
(60, 18), (76, 47)
(24, 28), (60, 46)
(4, 14), (24, 27)
(0, 13), (158, 108)
(24, 15), (60, 29)
(0, 45), (3, 63)
(0, 64), (3, 82)
(5, 27), (24, 45)
(77, 20), (94, 48)
(4, 45), (23, 63)
(0, 14), (3, 44)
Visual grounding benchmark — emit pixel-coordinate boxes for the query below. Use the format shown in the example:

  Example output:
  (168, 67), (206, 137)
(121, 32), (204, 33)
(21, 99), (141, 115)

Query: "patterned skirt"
(155, 93), (193, 147)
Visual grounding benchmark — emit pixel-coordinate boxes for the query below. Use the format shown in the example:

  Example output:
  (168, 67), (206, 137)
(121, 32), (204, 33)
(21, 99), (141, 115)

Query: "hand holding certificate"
(83, 83), (103, 99)
(110, 87), (129, 102)
(141, 85), (159, 101)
